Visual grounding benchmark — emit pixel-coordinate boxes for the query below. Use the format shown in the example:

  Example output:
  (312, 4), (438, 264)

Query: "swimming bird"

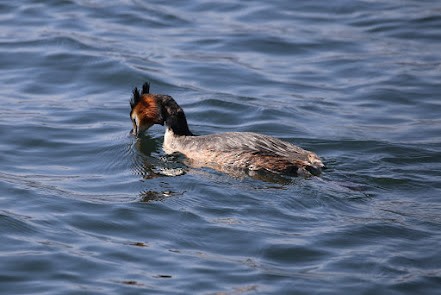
(130, 82), (324, 177)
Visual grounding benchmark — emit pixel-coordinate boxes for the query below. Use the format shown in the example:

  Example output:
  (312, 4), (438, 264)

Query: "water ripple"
(1, 0), (441, 294)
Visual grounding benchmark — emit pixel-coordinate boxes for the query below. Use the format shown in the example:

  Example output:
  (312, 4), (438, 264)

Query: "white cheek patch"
(131, 115), (139, 134)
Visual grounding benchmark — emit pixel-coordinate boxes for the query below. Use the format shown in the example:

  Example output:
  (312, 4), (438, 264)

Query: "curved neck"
(159, 95), (193, 136)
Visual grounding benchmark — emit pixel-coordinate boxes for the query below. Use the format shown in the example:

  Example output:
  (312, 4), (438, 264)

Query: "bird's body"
(130, 82), (324, 177)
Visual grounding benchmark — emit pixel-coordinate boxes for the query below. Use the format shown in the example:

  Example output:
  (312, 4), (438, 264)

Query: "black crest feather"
(141, 82), (150, 95)
(130, 87), (140, 109)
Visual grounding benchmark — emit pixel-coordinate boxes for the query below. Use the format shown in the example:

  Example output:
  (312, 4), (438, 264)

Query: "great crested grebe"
(130, 82), (325, 177)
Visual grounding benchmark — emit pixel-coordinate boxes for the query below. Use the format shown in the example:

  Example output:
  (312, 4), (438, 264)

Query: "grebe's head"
(129, 82), (164, 136)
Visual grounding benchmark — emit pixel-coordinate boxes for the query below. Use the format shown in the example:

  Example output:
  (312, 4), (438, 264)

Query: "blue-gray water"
(1, 1), (441, 294)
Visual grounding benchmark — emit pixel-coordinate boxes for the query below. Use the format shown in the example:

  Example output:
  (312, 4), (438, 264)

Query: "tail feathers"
(305, 164), (323, 176)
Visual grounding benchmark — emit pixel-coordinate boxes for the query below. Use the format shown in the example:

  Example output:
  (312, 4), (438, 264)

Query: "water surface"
(1, 0), (441, 294)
